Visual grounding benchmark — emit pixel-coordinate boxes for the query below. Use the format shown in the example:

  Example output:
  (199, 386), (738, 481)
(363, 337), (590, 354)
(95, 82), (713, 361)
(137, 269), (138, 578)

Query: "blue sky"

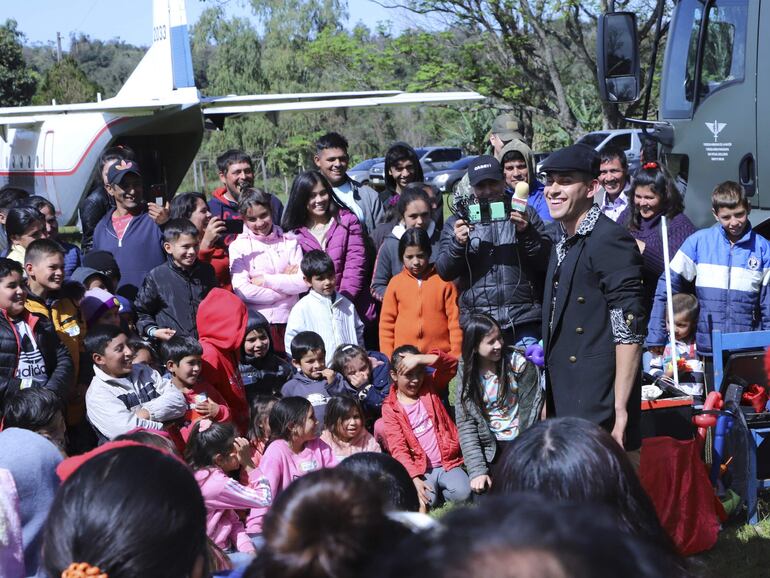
(9, 0), (420, 48)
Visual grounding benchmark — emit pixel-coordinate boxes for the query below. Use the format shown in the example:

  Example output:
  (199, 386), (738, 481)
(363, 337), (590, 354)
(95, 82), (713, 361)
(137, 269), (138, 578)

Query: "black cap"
(82, 251), (120, 280)
(106, 159), (141, 186)
(467, 155), (503, 186)
(539, 144), (600, 178)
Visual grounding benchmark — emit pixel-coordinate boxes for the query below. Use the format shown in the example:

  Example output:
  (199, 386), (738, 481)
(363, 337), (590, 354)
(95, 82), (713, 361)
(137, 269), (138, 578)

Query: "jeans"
(423, 465), (471, 506)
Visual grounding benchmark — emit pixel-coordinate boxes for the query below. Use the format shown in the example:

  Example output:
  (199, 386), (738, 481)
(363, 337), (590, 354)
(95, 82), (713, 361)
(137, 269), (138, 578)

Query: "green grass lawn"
(696, 511), (770, 577)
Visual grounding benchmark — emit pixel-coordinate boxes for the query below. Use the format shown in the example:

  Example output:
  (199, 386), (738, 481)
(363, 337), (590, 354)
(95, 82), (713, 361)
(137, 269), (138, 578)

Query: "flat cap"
(540, 144), (600, 177)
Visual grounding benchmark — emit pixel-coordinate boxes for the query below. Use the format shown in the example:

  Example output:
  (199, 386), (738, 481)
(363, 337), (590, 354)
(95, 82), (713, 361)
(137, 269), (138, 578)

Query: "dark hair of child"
(390, 344), (420, 372)
(281, 170), (340, 232)
(163, 218), (200, 243)
(461, 313), (519, 417)
(300, 249), (335, 279)
(160, 334), (204, 365)
(249, 394), (278, 445)
(184, 419), (237, 470)
(237, 188), (273, 216)
(84, 323), (126, 357)
(42, 446), (207, 578)
(315, 131), (348, 154)
(2, 386), (62, 431)
(6, 206), (45, 245)
(290, 331), (326, 361)
(323, 396), (364, 436)
(247, 469), (407, 578)
(24, 238), (64, 265)
(0, 257), (23, 281)
(268, 396), (313, 444)
(336, 452), (421, 512)
(671, 293), (699, 322)
(396, 185), (431, 218)
(397, 226), (432, 263)
(330, 344), (371, 377)
(113, 429), (180, 457)
(24, 195), (56, 215)
(127, 336), (159, 366)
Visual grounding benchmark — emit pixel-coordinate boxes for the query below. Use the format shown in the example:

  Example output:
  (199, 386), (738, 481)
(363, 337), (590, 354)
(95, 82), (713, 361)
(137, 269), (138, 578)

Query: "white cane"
(661, 216), (680, 389)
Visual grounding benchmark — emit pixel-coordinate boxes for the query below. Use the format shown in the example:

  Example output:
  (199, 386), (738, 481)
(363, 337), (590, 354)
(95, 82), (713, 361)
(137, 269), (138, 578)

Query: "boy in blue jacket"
(647, 181), (770, 375)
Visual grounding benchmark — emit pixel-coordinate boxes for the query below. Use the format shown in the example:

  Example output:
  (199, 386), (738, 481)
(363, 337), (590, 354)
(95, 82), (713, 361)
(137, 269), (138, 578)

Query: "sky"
(8, 0), (420, 48)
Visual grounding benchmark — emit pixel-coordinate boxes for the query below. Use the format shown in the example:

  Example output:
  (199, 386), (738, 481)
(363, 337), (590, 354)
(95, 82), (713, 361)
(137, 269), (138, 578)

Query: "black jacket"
(0, 310), (74, 409)
(134, 259), (217, 339)
(78, 186), (114, 253)
(239, 353), (294, 401)
(435, 206), (551, 330)
(542, 213), (646, 451)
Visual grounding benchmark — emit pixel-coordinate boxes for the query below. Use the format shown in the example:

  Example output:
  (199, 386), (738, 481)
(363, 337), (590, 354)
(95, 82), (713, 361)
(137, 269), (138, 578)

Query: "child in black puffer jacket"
(238, 310), (293, 401)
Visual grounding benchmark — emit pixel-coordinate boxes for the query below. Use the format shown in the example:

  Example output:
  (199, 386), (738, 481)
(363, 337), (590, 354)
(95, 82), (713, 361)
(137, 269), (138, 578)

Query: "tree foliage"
(0, 19), (36, 106)
(33, 56), (102, 105)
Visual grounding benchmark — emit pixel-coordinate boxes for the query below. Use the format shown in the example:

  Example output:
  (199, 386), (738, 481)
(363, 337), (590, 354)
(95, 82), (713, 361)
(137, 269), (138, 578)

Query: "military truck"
(596, 1), (763, 230)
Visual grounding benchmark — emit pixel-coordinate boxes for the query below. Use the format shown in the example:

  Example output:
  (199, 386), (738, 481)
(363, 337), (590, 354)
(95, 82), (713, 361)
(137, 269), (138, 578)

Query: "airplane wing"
(0, 99), (186, 125)
(201, 90), (484, 119)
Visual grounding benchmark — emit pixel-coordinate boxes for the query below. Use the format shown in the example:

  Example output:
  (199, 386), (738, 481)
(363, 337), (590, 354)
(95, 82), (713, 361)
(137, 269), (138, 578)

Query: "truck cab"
(597, 1), (763, 230)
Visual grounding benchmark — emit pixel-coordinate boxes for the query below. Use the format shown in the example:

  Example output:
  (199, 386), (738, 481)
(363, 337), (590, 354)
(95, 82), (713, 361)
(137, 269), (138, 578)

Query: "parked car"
(576, 129), (643, 175)
(368, 146), (464, 189)
(424, 155), (478, 193)
(346, 157), (383, 185)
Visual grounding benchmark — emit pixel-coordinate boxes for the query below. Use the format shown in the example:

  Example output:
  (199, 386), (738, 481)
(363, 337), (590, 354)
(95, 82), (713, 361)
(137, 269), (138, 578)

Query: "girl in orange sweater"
(379, 228), (462, 360)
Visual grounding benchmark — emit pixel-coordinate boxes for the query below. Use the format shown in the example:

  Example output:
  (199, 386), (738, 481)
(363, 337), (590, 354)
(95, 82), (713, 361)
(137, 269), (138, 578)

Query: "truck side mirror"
(597, 12), (641, 103)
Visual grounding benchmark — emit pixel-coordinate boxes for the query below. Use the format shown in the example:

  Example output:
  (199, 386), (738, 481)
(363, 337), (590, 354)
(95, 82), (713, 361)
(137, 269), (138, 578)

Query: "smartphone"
(150, 183), (166, 206)
(220, 206), (244, 235)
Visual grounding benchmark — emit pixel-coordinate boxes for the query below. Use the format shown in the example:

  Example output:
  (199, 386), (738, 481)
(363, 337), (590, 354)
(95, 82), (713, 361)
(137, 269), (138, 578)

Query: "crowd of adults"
(2, 110), (762, 578)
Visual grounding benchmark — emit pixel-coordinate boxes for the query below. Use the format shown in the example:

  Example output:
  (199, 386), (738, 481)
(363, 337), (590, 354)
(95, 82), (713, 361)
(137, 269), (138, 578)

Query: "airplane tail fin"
(115, 0), (195, 100)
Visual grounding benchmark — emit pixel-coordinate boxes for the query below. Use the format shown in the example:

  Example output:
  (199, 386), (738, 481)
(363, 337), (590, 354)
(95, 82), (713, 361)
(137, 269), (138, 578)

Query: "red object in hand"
(741, 384), (768, 413)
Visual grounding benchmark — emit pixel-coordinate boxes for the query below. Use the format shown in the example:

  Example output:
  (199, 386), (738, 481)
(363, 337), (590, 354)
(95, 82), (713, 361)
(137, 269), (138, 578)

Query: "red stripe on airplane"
(0, 116), (130, 177)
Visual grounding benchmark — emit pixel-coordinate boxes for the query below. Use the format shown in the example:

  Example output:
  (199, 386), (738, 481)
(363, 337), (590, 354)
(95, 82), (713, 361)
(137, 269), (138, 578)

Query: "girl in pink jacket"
(246, 396), (335, 534)
(229, 188), (307, 353)
(281, 170), (376, 328)
(186, 420), (271, 555)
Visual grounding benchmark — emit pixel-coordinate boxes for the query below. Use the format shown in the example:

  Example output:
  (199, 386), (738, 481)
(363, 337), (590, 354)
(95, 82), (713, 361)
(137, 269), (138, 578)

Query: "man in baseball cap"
(540, 143), (646, 456)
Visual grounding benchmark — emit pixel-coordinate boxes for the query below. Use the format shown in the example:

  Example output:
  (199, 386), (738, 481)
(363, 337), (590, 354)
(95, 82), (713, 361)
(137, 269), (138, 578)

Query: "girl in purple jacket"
(281, 170), (376, 329)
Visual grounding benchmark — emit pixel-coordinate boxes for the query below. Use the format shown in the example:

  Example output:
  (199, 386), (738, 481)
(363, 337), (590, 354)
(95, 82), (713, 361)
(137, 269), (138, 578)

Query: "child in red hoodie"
(381, 345), (470, 512)
(197, 288), (249, 433)
(159, 335), (231, 442)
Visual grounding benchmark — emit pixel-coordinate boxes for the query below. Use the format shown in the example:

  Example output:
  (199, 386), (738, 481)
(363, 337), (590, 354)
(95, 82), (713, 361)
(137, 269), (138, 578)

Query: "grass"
(696, 505), (770, 578)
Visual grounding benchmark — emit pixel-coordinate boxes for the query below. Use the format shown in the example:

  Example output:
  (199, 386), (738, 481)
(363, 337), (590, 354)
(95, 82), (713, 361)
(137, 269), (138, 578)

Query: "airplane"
(0, 0), (484, 225)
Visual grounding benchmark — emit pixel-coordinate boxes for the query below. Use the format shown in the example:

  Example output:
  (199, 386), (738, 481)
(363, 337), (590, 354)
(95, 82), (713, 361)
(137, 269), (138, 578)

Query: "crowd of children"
(0, 135), (763, 574)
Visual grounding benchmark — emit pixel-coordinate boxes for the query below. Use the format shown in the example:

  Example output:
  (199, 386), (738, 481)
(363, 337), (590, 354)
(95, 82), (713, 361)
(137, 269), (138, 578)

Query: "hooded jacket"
(371, 221), (441, 301)
(0, 309), (74, 408)
(498, 139), (551, 223)
(91, 209), (166, 300)
(288, 208), (375, 323)
(134, 258), (217, 339)
(238, 311), (293, 400)
(435, 207), (551, 330)
(381, 351), (462, 478)
(0, 429), (63, 578)
(197, 288), (249, 433)
(338, 350), (391, 419)
(228, 225), (306, 324)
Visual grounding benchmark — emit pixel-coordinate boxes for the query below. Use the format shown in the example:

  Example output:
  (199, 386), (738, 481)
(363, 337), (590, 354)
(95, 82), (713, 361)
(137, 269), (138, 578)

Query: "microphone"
(511, 181), (529, 213)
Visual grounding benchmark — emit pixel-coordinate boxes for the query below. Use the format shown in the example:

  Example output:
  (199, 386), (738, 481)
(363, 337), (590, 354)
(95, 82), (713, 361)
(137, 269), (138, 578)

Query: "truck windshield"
(662, 0), (748, 119)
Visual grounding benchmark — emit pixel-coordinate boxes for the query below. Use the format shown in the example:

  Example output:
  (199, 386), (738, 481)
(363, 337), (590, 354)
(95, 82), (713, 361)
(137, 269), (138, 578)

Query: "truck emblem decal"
(703, 120), (731, 162)
(706, 121), (726, 142)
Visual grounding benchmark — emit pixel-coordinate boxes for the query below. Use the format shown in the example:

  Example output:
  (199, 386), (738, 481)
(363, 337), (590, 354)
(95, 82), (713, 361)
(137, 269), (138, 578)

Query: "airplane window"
(27, 156), (31, 168)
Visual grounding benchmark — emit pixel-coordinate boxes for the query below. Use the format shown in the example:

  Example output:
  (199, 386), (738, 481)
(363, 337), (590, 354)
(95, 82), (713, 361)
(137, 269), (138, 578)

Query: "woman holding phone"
(170, 192), (231, 290)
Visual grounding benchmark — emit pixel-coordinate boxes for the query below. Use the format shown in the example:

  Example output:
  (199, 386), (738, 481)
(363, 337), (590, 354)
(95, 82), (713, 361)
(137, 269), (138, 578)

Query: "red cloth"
(179, 379), (232, 441)
(57, 441), (143, 481)
(741, 384), (768, 413)
(639, 436), (725, 555)
(381, 350), (462, 478)
(197, 288), (249, 433)
(198, 244), (232, 291)
(111, 213), (133, 240)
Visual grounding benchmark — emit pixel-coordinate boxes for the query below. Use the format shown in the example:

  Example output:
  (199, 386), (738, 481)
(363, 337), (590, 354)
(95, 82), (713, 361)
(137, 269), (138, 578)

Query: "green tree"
(33, 56), (102, 105)
(0, 19), (36, 106)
